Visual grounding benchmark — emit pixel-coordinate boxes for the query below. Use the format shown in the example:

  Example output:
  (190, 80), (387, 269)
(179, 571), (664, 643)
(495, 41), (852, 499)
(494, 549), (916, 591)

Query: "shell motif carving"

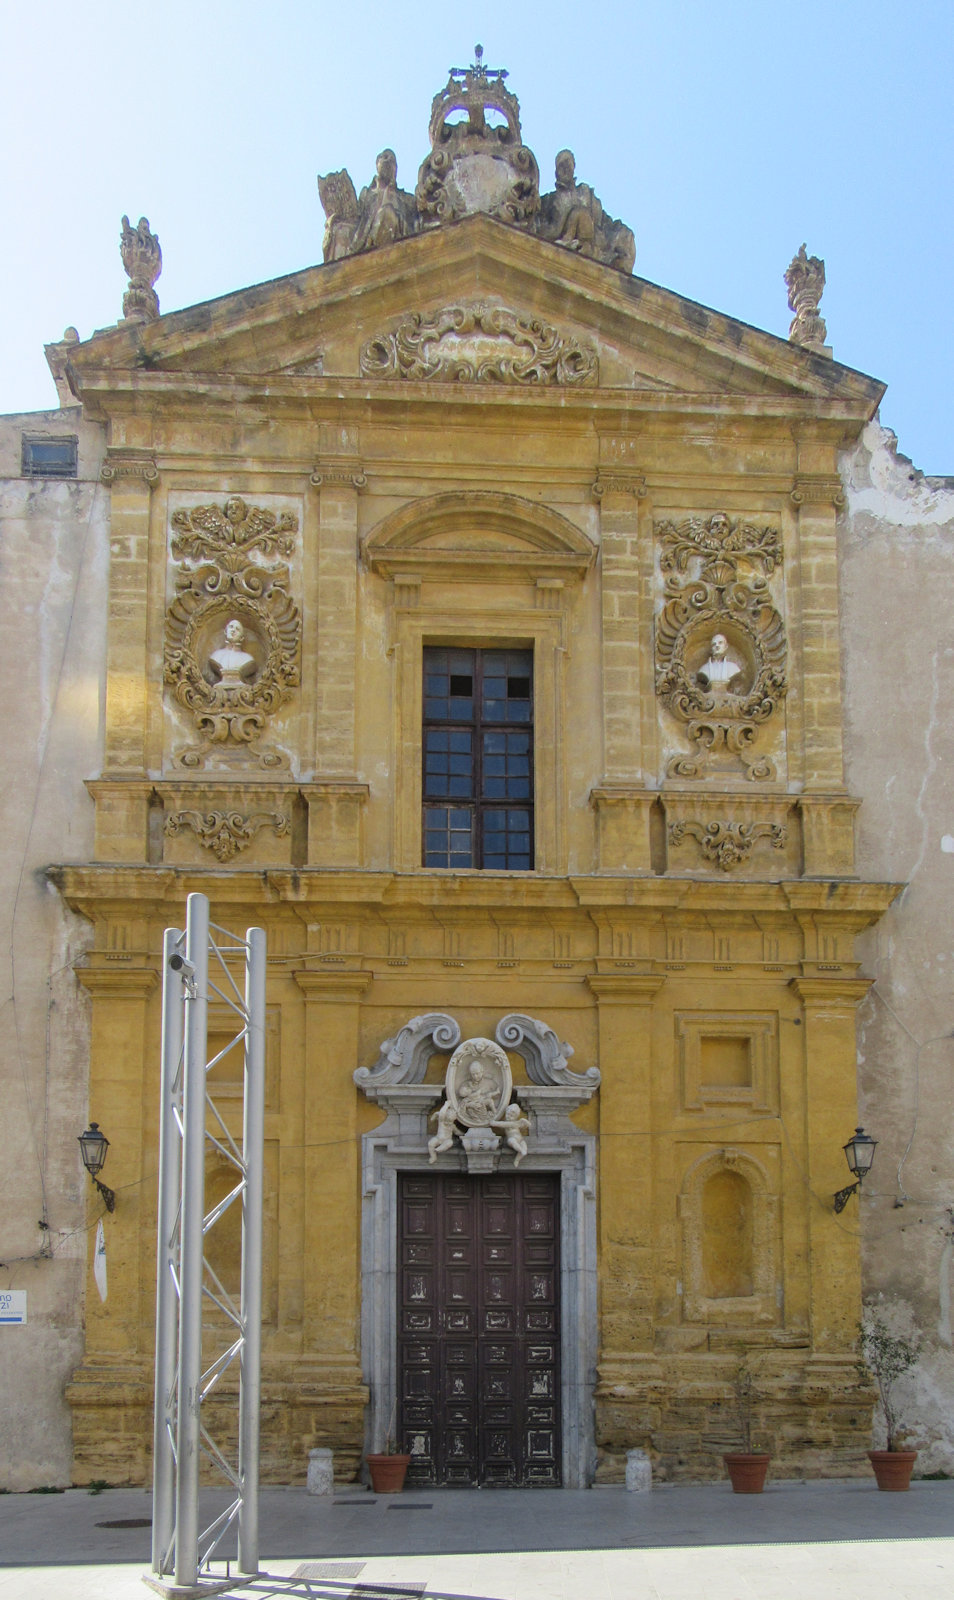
(654, 512), (787, 781)
(163, 497), (301, 758)
(359, 303), (597, 386)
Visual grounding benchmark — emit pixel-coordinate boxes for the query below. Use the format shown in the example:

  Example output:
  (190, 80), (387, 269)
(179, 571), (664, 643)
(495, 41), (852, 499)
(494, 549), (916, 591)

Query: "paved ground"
(1, 1480), (952, 1599)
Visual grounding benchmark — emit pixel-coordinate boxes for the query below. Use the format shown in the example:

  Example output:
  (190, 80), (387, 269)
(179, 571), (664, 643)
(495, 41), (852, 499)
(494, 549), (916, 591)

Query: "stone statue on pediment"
(352, 149), (418, 252)
(319, 152), (417, 261)
(317, 170), (360, 262)
(538, 151), (635, 275)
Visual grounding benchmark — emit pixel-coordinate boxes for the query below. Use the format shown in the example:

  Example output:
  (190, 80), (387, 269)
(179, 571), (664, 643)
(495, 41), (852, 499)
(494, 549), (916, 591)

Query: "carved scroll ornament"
(164, 497), (301, 764)
(668, 819), (787, 872)
(655, 512), (787, 782)
(164, 808), (290, 862)
(360, 303), (597, 385)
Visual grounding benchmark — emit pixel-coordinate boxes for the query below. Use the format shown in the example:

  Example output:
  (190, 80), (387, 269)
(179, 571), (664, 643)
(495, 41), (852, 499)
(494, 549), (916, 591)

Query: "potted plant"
(722, 1354), (771, 1493)
(860, 1305), (921, 1491)
(365, 1401), (411, 1493)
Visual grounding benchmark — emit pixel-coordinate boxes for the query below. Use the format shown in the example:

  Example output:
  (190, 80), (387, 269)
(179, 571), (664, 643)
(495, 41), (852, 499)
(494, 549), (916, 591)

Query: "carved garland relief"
(359, 303), (597, 386)
(163, 497), (302, 769)
(654, 512), (788, 782)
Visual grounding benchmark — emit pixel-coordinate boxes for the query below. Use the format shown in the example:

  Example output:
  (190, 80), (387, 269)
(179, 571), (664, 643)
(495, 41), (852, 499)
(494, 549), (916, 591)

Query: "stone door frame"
(359, 1101), (598, 1488)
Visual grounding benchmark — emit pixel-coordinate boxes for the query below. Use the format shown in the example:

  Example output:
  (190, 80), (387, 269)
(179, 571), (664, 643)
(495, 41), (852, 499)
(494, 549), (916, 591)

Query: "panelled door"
(398, 1173), (561, 1486)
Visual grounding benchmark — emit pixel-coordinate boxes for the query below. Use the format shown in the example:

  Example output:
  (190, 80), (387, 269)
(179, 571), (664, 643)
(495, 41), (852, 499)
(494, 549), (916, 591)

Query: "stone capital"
(585, 973), (665, 1004)
(310, 462), (367, 491)
(789, 975), (873, 1010)
(591, 472), (647, 500)
(293, 969), (372, 1001)
(100, 451), (159, 486)
(75, 964), (159, 999)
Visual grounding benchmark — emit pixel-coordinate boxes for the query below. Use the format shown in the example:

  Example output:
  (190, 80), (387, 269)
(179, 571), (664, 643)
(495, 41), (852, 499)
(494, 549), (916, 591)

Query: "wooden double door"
(397, 1172), (562, 1486)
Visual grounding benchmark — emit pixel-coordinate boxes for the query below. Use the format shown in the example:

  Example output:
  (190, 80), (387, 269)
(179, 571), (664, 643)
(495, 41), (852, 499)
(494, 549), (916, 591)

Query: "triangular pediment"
(64, 213), (884, 416)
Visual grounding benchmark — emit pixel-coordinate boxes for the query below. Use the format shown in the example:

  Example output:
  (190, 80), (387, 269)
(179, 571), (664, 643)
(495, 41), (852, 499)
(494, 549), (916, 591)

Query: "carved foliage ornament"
(164, 808), (290, 862)
(655, 512), (787, 782)
(359, 303), (597, 386)
(164, 497), (301, 763)
(668, 819), (787, 872)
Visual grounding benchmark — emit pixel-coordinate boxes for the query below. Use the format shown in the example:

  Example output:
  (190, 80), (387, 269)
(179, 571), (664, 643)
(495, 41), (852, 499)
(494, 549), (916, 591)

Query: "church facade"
(3, 56), (952, 1489)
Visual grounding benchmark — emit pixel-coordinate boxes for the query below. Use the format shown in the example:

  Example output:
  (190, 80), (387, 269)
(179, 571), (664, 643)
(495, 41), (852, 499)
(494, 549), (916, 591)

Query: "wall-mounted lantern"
(78, 1122), (116, 1213)
(833, 1126), (877, 1213)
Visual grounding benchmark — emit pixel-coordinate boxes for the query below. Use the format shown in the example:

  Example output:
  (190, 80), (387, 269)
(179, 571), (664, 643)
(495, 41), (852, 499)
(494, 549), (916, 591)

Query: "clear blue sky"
(2, 1), (951, 469)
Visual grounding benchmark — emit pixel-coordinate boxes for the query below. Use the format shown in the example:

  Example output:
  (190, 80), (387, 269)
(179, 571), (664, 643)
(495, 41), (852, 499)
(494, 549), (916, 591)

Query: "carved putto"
(655, 512), (787, 781)
(784, 244), (828, 351)
(164, 497), (301, 766)
(315, 47), (635, 275)
(427, 1037), (530, 1166)
(120, 215), (162, 322)
(359, 303), (597, 385)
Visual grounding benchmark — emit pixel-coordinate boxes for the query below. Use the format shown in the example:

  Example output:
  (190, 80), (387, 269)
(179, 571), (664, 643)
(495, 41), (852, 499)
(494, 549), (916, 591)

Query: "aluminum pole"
(175, 893), (209, 1588)
(237, 925), (266, 1575)
(152, 927), (184, 1576)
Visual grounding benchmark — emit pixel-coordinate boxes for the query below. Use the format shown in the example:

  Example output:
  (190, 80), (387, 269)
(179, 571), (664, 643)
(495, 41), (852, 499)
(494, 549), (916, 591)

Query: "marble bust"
(697, 632), (742, 693)
(208, 619), (257, 690)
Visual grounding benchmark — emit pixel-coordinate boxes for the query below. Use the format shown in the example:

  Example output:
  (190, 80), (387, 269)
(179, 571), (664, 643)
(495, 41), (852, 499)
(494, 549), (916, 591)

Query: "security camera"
(169, 953), (196, 980)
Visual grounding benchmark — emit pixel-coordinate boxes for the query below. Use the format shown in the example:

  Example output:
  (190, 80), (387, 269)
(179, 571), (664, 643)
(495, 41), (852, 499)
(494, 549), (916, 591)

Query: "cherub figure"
(494, 1104), (531, 1166)
(428, 1099), (459, 1163)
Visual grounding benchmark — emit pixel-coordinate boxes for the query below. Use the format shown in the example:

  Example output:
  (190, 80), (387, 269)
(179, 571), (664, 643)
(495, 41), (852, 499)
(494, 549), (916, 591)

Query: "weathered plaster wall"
(841, 420), (954, 1474)
(0, 406), (107, 1487)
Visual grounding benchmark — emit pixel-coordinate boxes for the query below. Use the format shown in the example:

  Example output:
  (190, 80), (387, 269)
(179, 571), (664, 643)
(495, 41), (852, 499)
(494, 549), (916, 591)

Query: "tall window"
(423, 646), (533, 869)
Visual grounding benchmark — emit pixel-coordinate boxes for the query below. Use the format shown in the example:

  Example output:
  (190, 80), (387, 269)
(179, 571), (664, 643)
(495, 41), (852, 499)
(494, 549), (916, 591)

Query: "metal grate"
(350, 1588), (427, 1600)
(290, 1562), (366, 1579)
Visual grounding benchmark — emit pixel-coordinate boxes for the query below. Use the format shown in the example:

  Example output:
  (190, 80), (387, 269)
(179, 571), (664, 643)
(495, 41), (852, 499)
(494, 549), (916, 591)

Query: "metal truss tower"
(149, 892), (266, 1595)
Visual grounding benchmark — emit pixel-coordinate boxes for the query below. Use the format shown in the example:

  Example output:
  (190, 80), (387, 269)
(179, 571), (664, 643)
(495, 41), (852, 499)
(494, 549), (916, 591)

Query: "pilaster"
(101, 457), (158, 773)
(311, 453), (365, 778)
(74, 964), (159, 1361)
(789, 975), (872, 1351)
(586, 973), (665, 1359)
(293, 970), (371, 1374)
(592, 469), (647, 782)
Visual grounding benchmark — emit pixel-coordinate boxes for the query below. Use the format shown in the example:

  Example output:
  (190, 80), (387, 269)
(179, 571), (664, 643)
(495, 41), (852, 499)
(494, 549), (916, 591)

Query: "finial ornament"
(450, 44), (508, 84)
(784, 243), (828, 352)
(120, 215), (162, 323)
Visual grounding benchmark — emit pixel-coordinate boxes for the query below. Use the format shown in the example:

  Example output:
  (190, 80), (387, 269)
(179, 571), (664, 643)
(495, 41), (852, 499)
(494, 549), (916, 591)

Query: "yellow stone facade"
(54, 189), (900, 1484)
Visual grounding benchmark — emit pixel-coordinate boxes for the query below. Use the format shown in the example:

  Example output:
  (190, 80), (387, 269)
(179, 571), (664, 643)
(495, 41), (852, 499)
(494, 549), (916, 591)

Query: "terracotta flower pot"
(723, 1452), (771, 1493)
(366, 1452), (411, 1493)
(868, 1449), (917, 1491)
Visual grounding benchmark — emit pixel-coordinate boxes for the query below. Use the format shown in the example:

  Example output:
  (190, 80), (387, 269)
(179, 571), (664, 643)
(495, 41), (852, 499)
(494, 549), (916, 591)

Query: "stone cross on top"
(450, 43), (508, 84)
